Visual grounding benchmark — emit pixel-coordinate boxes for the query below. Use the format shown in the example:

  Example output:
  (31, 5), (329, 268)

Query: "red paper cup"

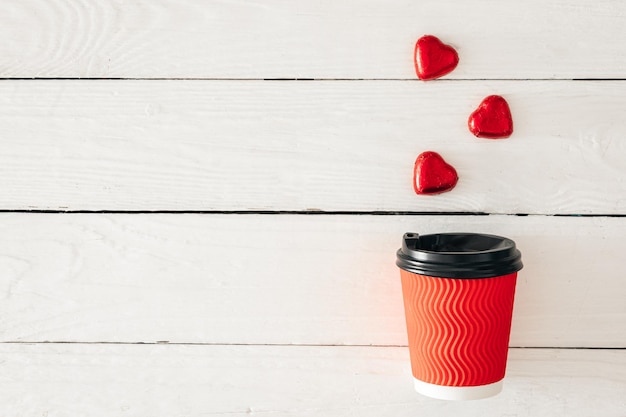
(396, 233), (523, 400)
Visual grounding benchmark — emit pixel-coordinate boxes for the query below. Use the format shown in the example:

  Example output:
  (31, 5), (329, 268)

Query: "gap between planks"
(1, 78), (626, 81)
(1, 341), (625, 350)
(2, 210), (626, 218)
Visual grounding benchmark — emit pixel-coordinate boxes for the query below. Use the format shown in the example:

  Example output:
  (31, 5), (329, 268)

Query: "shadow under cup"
(396, 232), (523, 400)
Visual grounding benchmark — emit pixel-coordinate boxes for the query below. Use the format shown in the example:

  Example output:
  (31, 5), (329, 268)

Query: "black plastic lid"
(396, 232), (523, 279)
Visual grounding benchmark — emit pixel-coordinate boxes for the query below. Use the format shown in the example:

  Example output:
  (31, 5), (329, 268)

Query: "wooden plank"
(1, 213), (624, 347)
(0, 344), (624, 416)
(1, 80), (626, 214)
(1, 1), (625, 79)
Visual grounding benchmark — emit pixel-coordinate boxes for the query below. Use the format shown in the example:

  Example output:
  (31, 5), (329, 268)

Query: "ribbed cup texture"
(400, 271), (517, 387)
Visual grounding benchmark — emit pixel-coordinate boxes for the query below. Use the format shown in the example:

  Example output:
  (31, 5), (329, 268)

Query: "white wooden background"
(0, 1), (625, 415)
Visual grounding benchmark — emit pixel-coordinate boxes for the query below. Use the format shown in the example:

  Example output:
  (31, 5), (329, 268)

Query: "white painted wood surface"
(1, 213), (624, 347)
(1, 80), (625, 214)
(0, 344), (624, 416)
(1, 0), (625, 79)
(1, 0), (624, 414)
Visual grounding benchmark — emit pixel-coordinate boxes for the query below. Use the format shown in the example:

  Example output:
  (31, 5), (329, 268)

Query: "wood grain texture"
(2, 2), (623, 415)
(0, 344), (624, 416)
(1, 80), (626, 214)
(1, 0), (625, 79)
(1, 213), (624, 347)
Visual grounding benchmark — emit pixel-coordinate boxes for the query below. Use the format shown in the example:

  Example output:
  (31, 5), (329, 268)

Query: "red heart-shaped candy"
(413, 151), (458, 195)
(468, 95), (513, 139)
(414, 35), (459, 80)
